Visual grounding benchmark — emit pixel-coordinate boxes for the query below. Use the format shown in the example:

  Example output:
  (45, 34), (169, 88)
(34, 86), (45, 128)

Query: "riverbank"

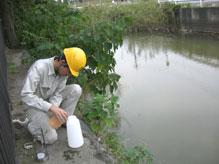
(81, 1), (219, 37)
(81, 1), (181, 33)
(7, 48), (114, 164)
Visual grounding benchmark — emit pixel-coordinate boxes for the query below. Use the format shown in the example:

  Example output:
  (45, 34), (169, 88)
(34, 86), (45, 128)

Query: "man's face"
(58, 66), (71, 77)
(58, 60), (71, 77)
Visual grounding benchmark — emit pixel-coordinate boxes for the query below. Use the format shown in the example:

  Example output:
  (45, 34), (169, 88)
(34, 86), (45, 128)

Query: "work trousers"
(26, 84), (82, 144)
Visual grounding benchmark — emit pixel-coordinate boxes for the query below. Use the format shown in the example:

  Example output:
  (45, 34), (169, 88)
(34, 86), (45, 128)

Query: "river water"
(115, 32), (219, 164)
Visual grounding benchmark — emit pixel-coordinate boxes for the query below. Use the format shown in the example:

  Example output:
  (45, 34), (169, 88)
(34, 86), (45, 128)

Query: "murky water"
(115, 32), (219, 164)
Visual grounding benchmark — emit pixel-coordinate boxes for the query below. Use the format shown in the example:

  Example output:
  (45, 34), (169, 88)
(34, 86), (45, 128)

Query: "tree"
(0, 0), (19, 48)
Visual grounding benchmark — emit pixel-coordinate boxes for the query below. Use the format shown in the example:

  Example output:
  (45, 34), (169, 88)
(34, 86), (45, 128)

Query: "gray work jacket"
(21, 57), (67, 112)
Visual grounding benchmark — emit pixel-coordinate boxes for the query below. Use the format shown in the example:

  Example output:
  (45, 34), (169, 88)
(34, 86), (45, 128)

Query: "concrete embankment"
(180, 7), (219, 33)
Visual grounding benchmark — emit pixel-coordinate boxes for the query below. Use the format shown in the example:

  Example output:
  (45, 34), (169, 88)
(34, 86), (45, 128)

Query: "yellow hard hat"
(64, 47), (86, 77)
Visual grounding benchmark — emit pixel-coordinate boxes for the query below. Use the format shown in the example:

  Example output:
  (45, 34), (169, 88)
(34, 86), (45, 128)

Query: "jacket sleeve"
(20, 65), (52, 112)
(48, 78), (67, 107)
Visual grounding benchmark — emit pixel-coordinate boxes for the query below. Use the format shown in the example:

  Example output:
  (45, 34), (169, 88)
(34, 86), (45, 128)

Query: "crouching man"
(21, 47), (86, 144)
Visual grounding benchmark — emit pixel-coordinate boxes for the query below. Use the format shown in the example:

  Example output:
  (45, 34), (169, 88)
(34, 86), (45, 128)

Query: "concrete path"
(7, 48), (113, 164)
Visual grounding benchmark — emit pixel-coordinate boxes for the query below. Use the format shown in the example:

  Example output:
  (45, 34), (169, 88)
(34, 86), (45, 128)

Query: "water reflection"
(125, 32), (219, 68)
(115, 32), (219, 164)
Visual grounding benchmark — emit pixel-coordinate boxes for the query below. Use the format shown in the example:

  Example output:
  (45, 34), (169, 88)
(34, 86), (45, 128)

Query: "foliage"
(81, 0), (182, 32)
(8, 65), (16, 73)
(119, 146), (152, 164)
(104, 132), (153, 164)
(10, 1), (153, 162)
(10, 0), (127, 141)
(11, 0), (130, 95)
(160, 2), (182, 25)
(82, 1), (161, 31)
(80, 94), (119, 133)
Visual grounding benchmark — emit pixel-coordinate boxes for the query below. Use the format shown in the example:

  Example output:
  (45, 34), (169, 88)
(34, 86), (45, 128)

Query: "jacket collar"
(48, 57), (56, 76)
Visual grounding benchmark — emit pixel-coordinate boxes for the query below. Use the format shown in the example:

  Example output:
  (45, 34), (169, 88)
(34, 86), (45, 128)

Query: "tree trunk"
(0, 0), (19, 49)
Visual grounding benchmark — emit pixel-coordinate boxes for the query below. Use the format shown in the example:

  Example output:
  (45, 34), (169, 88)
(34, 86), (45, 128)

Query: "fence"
(158, 0), (219, 7)
(0, 19), (18, 164)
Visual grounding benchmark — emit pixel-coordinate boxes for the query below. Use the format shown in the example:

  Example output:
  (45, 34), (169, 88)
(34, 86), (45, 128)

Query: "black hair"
(58, 53), (68, 68)
(58, 53), (66, 61)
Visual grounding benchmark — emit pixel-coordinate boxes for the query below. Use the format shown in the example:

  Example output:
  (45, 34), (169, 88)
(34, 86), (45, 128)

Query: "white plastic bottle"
(66, 115), (84, 148)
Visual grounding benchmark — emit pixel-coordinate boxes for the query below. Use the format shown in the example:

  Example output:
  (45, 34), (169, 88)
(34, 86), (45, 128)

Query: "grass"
(79, 0), (177, 32)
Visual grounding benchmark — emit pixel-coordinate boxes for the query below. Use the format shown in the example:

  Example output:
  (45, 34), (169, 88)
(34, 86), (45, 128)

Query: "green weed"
(80, 94), (119, 133)
(104, 132), (153, 164)
(8, 65), (16, 72)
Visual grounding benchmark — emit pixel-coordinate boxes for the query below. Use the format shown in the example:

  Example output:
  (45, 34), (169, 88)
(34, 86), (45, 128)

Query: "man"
(21, 47), (86, 144)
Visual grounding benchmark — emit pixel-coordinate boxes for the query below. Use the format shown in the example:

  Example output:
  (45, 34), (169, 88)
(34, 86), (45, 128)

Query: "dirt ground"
(6, 48), (113, 164)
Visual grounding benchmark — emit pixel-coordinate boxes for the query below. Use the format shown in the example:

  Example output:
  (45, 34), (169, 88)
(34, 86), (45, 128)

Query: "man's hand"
(49, 105), (68, 124)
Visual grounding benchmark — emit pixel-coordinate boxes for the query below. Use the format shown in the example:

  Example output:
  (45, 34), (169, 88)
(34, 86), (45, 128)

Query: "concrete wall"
(180, 7), (219, 33)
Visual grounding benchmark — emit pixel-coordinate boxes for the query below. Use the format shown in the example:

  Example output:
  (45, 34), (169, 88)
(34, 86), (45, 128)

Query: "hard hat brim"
(69, 67), (79, 77)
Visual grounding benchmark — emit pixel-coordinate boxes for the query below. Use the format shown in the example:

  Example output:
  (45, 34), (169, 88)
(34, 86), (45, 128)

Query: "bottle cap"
(37, 153), (45, 159)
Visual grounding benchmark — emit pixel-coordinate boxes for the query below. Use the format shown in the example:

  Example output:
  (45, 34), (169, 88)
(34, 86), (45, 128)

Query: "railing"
(158, 0), (219, 7)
